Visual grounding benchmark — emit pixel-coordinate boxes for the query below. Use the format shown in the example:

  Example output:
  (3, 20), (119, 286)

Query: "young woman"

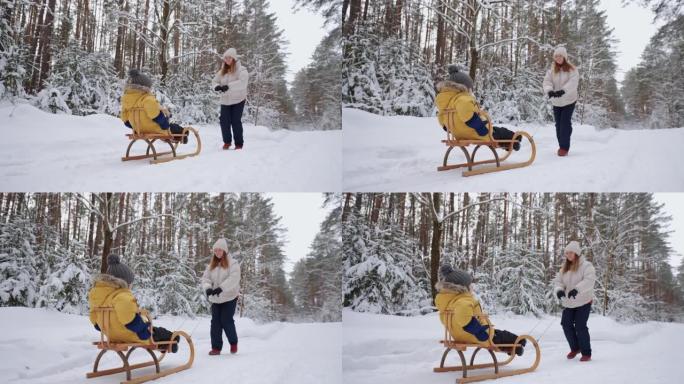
(212, 48), (249, 150)
(200, 238), (241, 355)
(552, 241), (596, 362)
(542, 46), (580, 157)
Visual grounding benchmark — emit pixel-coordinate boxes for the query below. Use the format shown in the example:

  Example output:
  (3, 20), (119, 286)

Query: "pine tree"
(0, 217), (39, 306)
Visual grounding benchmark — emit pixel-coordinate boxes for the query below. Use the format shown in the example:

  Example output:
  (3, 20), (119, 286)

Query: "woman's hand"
(567, 289), (578, 299)
(214, 85), (229, 92)
(556, 290), (565, 300)
(212, 288), (223, 296)
(205, 288), (213, 297)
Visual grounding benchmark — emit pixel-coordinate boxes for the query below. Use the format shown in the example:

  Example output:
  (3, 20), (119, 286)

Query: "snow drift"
(0, 102), (341, 192)
(0, 307), (341, 384)
(342, 108), (684, 192)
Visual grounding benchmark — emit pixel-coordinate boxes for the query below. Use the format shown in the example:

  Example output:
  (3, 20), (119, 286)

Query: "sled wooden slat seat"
(86, 307), (195, 384)
(437, 109), (536, 177)
(121, 106), (201, 164)
(433, 311), (540, 384)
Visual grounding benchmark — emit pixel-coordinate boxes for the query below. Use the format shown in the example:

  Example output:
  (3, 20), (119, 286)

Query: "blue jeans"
(561, 302), (592, 356)
(210, 299), (238, 350)
(219, 101), (245, 146)
(553, 102), (576, 150)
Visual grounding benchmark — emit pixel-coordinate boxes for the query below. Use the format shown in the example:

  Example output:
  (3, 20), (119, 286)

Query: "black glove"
(567, 289), (578, 299)
(212, 287), (223, 296)
(556, 290), (565, 300)
(214, 85), (229, 92)
(548, 91), (555, 98)
(556, 90), (565, 97)
(205, 288), (213, 296)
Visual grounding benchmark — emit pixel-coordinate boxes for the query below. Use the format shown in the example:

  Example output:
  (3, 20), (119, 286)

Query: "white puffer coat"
(542, 66), (580, 107)
(212, 61), (249, 106)
(552, 258), (596, 309)
(200, 239), (241, 304)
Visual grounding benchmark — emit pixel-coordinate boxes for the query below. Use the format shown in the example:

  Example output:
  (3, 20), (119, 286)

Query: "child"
(88, 254), (179, 353)
(435, 65), (521, 151)
(435, 265), (525, 356)
(120, 69), (187, 143)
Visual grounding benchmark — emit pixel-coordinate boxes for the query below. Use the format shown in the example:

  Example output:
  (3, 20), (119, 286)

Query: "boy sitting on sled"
(435, 65), (521, 151)
(88, 254), (180, 353)
(435, 265), (525, 356)
(120, 69), (187, 143)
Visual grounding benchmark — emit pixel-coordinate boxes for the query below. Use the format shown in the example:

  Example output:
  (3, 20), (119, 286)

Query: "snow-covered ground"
(343, 309), (684, 384)
(0, 307), (341, 384)
(0, 102), (341, 192)
(343, 108), (684, 192)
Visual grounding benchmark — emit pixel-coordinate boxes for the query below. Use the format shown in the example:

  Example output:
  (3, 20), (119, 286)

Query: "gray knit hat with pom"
(127, 69), (153, 88)
(106, 254), (135, 285)
(439, 264), (473, 287)
(447, 64), (474, 90)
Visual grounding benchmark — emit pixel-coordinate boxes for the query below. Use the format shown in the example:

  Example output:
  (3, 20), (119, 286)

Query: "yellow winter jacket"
(434, 281), (494, 346)
(120, 85), (169, 135)
(435, 80), (492, 141)
(88, 274), (151, 344)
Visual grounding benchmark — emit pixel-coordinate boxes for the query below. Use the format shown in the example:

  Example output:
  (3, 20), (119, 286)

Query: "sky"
(598, 0), (664, 84)
(653, 194), (684, 272)
(267, 193), (330, 275)
(269, 0), (329, 84)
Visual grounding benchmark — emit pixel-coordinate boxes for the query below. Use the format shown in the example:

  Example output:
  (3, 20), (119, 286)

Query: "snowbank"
(0, 102), (341, 192)
(0, 307), (341, 384)
(343, 108), (684, 192)
(342, 309), (684, 384)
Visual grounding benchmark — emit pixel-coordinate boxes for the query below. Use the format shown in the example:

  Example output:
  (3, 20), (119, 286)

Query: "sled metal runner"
(87, 307), (195, 384)
(433, 311), (541, 384)
(121, 107), (202, 164)
(437, 109), (536, 176)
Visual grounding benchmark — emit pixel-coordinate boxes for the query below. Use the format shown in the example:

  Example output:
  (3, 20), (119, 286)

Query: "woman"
(552, 241), (596, 362)
(200, 238), (241, 355)
(120, 69), (187, 142)
(212, 48), (249, 150)
(543, 46), (579, 157)
(436, 65), (522, 151)
(88, 254), (179, 353)
(435, 265), (526, 356)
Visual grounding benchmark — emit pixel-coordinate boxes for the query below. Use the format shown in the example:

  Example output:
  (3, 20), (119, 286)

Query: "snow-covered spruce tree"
(0, 217), (39, 307)
(0, 0), (28, 99)
(32, 40), (121, 115)
(158, 72), (218, 125)
(37, 234), (90, 314)
(155, 250), (198, 316)
(478, 65), (547, 123)
(291, 28), (342, 130)
(376, 37), (435, 117)
(342, 24), (384, 114)
(494, 244), (548, 316)
(343, 212), (430, 315)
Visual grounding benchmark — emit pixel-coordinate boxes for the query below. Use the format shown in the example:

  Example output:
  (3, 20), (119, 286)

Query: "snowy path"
(343, 309), (684, 384)
(0, 102), (341, 192)
(0, 308), (341, 384)
(343, 108), (684, 192)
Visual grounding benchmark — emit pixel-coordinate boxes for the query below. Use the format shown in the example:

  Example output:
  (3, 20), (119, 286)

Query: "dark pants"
(561, 302), (592, 356)
(553, 102), (576, 150)
(219, 101), (246, 146)
(493, 329), (524, 355)
(210, 299), (238, 350)
(492, 126), (522, 150)
(153, 326), (179, 353)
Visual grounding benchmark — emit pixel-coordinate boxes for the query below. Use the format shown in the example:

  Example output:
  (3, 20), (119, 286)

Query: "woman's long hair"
(561, 253), (580, 274)
(209, 249), (229, 270)
(219, 60), (237, 76)
(553, 57), (576, 73)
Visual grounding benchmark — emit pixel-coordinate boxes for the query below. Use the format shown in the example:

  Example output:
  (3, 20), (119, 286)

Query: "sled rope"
(534, 318), (556, 343)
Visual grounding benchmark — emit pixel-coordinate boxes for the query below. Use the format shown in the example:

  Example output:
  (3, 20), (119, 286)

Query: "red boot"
(235, 145), (243, 150)
(558, 148), (569, 157)
(223, 143), (231, 150)
(230, 344), (238, 354)
(580, 355), (591, 362)
(208, 349), (221, 356)
(566, 350), (580, 359)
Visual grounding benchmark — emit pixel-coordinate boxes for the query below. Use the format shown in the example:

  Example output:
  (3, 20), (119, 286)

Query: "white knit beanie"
(222, 48), (239, 60)
(564, 241), (581, 257)
(554, 46), (568, 59)
(213, 238), (229, 254)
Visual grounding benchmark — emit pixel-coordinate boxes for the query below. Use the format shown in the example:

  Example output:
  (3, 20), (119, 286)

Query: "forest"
(0, 0), (342, 130)
(0, 192), (342, 323)
(342, 192), (684, 322)
(342, 0), (683, 129)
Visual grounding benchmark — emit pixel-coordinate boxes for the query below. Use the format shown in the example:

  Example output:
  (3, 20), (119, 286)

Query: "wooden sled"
(433, 312), (540, 384)
(87, 307), (195, 384)
(437, 109), (536, 177)
(121, 106), (201, 164)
